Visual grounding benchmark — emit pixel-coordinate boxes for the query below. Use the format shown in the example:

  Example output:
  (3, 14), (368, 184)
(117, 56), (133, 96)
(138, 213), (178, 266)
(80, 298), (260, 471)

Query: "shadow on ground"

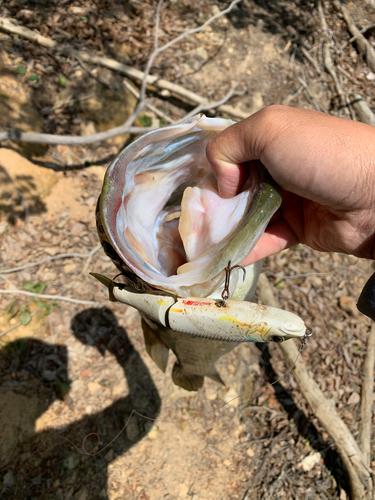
(0, 308), (161, 499)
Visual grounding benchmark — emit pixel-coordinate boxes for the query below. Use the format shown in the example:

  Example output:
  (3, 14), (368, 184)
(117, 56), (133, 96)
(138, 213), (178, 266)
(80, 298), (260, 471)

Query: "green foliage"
(22, 281), (47, 294)
(58, 75), (67, 87)
(19, 310), (31, 326)
(54, 381), (70, 399)
(138, 115), (153, 127)
(15, 65), (26, 74)
(28, 74), (39, 81)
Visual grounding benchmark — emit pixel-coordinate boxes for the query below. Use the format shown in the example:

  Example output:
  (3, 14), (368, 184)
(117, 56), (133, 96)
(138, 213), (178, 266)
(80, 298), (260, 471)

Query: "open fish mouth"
(98, 114), (282, 298)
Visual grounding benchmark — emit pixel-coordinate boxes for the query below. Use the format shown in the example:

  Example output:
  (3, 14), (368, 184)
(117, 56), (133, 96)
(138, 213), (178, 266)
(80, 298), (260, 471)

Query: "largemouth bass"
(94, 114), (305, 390)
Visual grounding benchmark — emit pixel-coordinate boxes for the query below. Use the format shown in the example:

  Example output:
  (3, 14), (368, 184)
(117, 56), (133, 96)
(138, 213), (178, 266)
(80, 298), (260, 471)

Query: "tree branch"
(0, 288), (102, 306)
(0, 1), (247, 146)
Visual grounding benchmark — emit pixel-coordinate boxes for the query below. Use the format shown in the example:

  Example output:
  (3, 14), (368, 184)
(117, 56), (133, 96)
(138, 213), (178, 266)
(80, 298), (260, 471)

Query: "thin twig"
(123, 79), (174, 124)
(0, 289), (102, 306)
(0, 248), (102, 274)
(298, 76), (321, 111)
(301, 47), (321, 75)
(337, 64), (358, 84)
(317, 0), (330, 39)
(323, 43), (346, 109)
(342, 25), (374, 50)
(176, 83), (239, 122)
(282, 85), (304, 106)
(79, 244), (102, 277)
(360, 323), (375, 467)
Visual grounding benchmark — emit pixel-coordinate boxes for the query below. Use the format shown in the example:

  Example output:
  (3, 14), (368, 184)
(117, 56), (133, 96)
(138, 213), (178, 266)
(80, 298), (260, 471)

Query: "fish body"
(95, 114), (304, 390)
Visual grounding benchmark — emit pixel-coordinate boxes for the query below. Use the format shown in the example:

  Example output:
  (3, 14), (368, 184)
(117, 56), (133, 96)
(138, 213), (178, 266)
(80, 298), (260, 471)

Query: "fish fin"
(207, 365), (225, 386)
(141, 318), (169, 373)
(172, 362), (204, 391)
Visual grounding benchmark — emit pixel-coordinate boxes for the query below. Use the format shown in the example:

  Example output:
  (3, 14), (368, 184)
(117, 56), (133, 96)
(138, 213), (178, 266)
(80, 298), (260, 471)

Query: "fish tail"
(172, 362), (204, 391)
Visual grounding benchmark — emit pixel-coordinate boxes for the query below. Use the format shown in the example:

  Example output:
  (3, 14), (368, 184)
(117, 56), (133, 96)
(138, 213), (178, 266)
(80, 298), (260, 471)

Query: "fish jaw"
(98, 114), (282, 297)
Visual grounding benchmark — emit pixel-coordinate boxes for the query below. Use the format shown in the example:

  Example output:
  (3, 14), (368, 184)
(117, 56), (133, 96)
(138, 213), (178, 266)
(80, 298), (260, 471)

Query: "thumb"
(206, 112), (269, 198)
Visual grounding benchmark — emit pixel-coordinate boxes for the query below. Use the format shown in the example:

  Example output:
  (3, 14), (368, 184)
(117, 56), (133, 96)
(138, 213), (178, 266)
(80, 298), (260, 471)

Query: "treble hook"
(216, 260), (246, 307)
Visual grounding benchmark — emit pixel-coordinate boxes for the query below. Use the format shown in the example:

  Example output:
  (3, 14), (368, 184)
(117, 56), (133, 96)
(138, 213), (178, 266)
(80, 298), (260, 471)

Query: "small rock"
(44, 247), (59, 256)
(71, 222), (86, 236)
(62, 453), (79, 470)
(88, 381), (101, 393)
(73, 486), (88, 500)
(86, 196), (97, 206)
(0, 221), (8, 234)
(286, 449), (294, 460)
(44, 271), (57, 280)
(246, 448), (254, 457)
(104, 449), (114, 463)
(224, 387), (239, 408)
(339, 296), (358, 316)
(193, 47), (208, 61)
(126, 418), (140, 441)
(347, 391), (360, 405)
(3, 470), (14, 488)
(223, 459), (232, 467)
(80, 121), (96, 137)
(64, 263), (77, 274)
(112, 381), (127, 397)
(366, 71), (375, 81)
(298, 451), (322, 472)
(147, 426), (159, 441)
(252, 91), (264, 112)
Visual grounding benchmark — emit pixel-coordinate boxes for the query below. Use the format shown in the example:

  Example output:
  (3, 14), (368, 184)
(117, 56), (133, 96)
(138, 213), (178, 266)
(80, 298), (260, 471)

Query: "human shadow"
(257, 343), (350, 496)
(0, 308), (161, 500)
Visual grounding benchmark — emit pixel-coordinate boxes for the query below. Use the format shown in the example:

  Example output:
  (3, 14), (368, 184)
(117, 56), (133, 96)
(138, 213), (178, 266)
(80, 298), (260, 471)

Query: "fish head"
(97, 114), (282, 299)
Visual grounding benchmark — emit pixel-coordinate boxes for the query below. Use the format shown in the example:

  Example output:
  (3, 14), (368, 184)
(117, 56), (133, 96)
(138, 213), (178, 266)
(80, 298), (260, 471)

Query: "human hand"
(206, 105), (375, 266)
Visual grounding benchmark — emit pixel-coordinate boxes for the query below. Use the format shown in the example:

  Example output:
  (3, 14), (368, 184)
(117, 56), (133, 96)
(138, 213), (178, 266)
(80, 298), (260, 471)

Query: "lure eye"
(271, 336), (283, 343)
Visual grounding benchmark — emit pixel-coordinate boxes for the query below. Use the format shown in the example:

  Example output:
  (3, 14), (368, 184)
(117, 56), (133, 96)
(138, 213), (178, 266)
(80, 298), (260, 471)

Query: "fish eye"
(271, 336), (283, 343)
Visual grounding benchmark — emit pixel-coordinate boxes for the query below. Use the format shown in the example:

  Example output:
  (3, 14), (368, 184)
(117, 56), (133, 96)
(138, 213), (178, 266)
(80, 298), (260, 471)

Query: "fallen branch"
(257, 273), (373, 499)
(0, 246), (102, 274)
(360, 323), (375, 467)
(0, 288), (102, 306)
(333, 0), (375, 73)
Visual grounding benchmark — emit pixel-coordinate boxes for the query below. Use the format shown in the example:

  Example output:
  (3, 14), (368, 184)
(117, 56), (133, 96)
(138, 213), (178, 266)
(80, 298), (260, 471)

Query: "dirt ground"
(0, 0), (375, 499)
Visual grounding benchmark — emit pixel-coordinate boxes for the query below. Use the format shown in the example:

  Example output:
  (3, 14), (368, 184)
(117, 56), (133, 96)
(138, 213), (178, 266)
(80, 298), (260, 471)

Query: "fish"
(94, 114), (305, 391)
